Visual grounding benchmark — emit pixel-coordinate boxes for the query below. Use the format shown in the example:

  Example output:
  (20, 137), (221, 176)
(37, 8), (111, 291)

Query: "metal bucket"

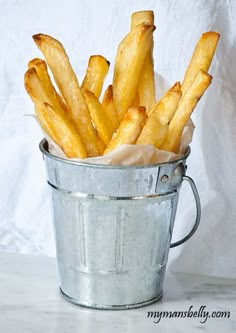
(40, 139), (201, 310)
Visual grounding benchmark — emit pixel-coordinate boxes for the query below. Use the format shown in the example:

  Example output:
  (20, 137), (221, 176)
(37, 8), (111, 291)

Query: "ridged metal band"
(47, 181), (177, 201)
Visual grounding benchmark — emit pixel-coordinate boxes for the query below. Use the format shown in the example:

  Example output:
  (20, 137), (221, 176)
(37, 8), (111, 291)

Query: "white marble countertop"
(0, 252), (235, 332)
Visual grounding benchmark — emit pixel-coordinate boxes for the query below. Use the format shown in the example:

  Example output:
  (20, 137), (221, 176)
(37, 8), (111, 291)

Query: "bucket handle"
(170, 175), (201, 248)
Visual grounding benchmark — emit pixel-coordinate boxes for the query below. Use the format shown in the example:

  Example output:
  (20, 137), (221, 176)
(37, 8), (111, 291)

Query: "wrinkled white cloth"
(0, 0), (235, 278)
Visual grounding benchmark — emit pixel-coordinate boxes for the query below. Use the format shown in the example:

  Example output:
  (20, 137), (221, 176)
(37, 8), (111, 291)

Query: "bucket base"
(60, 287), (163, 310)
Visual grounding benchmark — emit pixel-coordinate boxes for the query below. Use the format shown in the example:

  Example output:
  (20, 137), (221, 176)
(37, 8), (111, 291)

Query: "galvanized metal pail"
(40, 139), (201, 310)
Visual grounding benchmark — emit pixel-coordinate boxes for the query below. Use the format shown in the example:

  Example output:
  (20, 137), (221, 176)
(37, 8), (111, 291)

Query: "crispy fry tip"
(24, 67), (36, 79)
(32, 34), (42, 44)
(202, 31), (220, 40)
(90, 55), (110, 66)
(173, 82), (181, 90)
(28, 58), (44, 68)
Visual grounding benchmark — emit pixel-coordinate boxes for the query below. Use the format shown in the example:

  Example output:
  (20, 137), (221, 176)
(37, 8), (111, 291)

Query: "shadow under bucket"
(40, 139), (201, 310)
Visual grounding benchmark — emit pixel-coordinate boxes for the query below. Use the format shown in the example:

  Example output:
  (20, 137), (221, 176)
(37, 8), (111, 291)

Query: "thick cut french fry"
(33, 34), (99, 157)
(148, 82), (182, 121)
(131, 11), (156, 113)
(96, 134), (106, 155)
(34, 104), (55, 139)
(137, 50), (156, 112)
(137, 82), (182, 148)
(83, 90), (114, 145)
(136, 114), (168, 148)
(104, 106), (147, 154)
(113, 24), (155, 120)
(36, 102), (87, 158)
(130, 10), (154, 29)
(25, 68), (87, 157)
(28, 58), (67, 114)
(25, 68), (48, 103)
(133, 93), (140, 107)
(82, 55), (110, 98)
(162, 70), (212, 153)
(181, 32), (220, 95)
(25, 69), (86, 157)
(102, 85), (119, 132)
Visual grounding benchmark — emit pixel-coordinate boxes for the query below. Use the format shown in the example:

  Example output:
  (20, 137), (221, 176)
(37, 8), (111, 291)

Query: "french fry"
(28, 58), (67, 114)
(102, 85), (119, 131)
(25, 68), (48, 103)
(131, 11), (156, 112)
(25, 15), (219, 161)
(130, 10), (154, 29)
(181, 32), (220, 96)
(25, 67), (66, 125)
(36, 102), (87, 158)
(96, 134), (106, 155)
(32, 34), (99, 157)
(137, 51), (156, 112)
(136, 115), (168, 149)
(34, 104), (55, 139)
(133, 93), (140, 107)
(148, 82), (182, 121)
(24, 68), (86, 157)
(136, 82), (182, 148)
(104, 106), (147, 154)
(113, 23), (155, 120)
(162, 70), (212, 153)
(82, 55), (110, 98)
(83, 90), (114, 145)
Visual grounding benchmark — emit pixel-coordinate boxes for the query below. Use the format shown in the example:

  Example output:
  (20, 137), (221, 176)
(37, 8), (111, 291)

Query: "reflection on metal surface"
(40, 139), (200, 309)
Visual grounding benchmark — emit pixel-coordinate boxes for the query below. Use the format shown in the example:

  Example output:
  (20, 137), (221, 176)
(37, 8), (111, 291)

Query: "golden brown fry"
(32, 33), (99, 157)
(148, 82), (182, 120)
(131, 10), (155, 112)
(25, 68), (48, 103)
(24, 68), (86, 157)
(34, 103), (55, 139)
(133, 93), (140, 107)
(137, 114), (168, 149)
(28, 58), (67, 114)
(136, 82), (182, 148)
(96, 134), (106, 155)
(83, 90), (114, 146)
(162, 70), (212, 153)
(102, 85), (119, 132)
(130, 10), (154, 29)
(137, 51), (156, 112)
(113, 24), (155, 120)
(181, 31), (220, 95)
(36, 102), (87, 158)
(104, 106), (147, 154)
(81, 55), (110, 98)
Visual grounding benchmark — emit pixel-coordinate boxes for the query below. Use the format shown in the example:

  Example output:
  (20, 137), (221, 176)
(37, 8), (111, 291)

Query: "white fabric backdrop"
(0, 0), (235, 278)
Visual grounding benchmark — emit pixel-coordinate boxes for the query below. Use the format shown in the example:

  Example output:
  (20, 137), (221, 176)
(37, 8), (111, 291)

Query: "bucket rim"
(39, 138), (190, 169)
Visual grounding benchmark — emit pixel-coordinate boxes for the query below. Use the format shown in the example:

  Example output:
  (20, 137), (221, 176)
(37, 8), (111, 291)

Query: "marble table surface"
(0, 252), (235, 332)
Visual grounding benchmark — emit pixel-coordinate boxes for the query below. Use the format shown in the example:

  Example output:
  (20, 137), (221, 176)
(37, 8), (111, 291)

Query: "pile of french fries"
(25, 10), (220, 159)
